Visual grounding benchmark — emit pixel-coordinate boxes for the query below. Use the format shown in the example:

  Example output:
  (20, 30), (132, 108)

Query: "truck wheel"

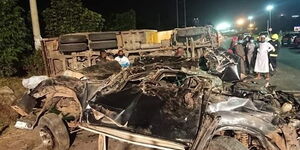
(59, 43), (88, 52)
(59, 35), (87, 44)
(207, 136), (247, 150)
(38, 113), (70, 150)
(89, 32), (117, 41)
(90, 40), (118, 50)
(176, 28), (203, 37)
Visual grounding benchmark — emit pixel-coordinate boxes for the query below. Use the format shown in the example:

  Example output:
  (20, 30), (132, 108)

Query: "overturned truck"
(41, 26), (219, 76)
(13, 26), (300, 150)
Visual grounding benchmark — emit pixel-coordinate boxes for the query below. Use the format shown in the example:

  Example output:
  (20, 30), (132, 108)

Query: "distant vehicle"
(293, 34), (300, 48)
(220, 29), (238, 36)
(282, 33), (299, 47)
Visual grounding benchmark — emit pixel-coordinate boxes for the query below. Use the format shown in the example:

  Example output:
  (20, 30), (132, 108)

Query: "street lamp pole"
(29, 0), (42, 51)
(176, 0), (179, 27)
(248, 16), (253, 24)
(266, 5), (274, 34)
(183, 0), (187, 27)
(269, 9), (272, 30)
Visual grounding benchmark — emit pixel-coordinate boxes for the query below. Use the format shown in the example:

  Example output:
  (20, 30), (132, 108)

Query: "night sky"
(20, 0), (300, 31)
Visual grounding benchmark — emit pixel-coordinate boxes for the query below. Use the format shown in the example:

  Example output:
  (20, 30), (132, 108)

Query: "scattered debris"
(22, 76), (49, 90)
(0, 86), (16, 105)
(0, 86), (14, 95)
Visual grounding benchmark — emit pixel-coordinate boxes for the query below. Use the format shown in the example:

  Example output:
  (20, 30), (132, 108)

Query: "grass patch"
(0, 77), (26, 99)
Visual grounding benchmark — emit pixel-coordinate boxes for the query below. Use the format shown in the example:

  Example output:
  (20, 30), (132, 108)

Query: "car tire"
(207, 136), (248, 150)
(59, 43), (88, 52)
(59, 35), (87, 44)
(90, 40), (118, 50)
(88, 32), (117, 41)
(38, 113), (70, 150)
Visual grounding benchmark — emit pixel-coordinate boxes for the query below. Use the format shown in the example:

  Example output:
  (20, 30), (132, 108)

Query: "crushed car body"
(11, 26), (300, 150)
(12, 55), (300, 150)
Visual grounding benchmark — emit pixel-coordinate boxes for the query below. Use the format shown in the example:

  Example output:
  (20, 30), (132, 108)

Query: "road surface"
(270, 47), (300, 91)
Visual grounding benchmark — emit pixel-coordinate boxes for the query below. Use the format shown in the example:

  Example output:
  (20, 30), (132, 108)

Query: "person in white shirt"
(114, 50), (130, 68)
(254, 35), (275, 80)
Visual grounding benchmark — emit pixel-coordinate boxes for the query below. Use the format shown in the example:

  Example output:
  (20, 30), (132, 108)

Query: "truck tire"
(90, 40), (118, 50)
(207, 136), (247, 150)
(176, 28), (204, 37)
(88, 32), (117, 41)
(59, 43), (88, 52)
(59, 35), (87, 44)
(38, 113), (70, 150)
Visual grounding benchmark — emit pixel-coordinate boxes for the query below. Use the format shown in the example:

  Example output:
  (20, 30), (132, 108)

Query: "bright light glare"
(292, 15), (300, 18)
(266, 5), (274, 11)
(249, 24), (254, 28)
(216, 22), (231, 31)
(248, 16), (253, 20)
(236, 18), (245, 25)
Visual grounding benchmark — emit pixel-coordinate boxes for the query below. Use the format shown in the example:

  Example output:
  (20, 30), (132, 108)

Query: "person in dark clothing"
(269, 34), (280, 71)
(234, 36), (247, 78)
(246, 37), (257, 74)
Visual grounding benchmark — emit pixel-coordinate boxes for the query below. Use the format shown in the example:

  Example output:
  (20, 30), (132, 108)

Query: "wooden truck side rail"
(41, 26), (219, 76)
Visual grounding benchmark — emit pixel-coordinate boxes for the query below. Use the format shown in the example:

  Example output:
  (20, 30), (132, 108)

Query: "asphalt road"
(270, 47), (300, 91)
(220, 36), (300, 91)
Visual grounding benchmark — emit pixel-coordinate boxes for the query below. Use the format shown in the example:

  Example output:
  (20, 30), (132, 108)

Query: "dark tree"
(43, 0), (105, 37)
(105, 9), (136, 31)
(0, 0), (30, 76)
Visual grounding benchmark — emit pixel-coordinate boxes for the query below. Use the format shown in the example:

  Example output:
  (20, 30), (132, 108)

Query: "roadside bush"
(23, 50), (45, 76)
(0, 0), (31, 77)
(43, 0), (105, 37)
(105, 9), (136, 31)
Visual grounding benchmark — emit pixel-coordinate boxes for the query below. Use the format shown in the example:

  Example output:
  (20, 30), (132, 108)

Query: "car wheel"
(88, 32), (117, 41)
(59, 35), (87, 44)
(90, 40), (118, 50)
(59, 43), (88, 52)
(38, 113), (70, 150)
(207, 136), (247, 150)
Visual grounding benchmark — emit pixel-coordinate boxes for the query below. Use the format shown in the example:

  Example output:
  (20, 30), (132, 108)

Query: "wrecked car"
(12, 55), (300, 150)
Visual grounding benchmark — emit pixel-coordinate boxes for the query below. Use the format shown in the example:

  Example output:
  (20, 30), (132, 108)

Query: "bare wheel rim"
(39, 127), (54, 148)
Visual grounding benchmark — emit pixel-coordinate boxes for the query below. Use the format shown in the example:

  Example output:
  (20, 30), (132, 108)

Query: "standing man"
(269, 34), (280, 71)
(246, 37), (257, 74)
(234, 36), (247, 78)
(115, 50), (130, 68)
(254, 35), (275, 80)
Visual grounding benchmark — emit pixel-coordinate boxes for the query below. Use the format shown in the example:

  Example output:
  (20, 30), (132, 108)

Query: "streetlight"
(236, 18), (245, 26)
(236, 18), (245, 32)
(266, 5), (274, 11)
(248, 16), (254, 24)
(248, 16), (253, 20)
(266, 5), (274, 34)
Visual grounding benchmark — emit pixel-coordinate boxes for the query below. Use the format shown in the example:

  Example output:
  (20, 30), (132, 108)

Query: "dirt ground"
(0, 78), (25, 135)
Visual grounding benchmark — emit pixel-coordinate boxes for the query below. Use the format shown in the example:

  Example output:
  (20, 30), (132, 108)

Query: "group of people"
(99, 34), (280, 81)
(231, 34), (280, 80)
(97, 50), (130, 68)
